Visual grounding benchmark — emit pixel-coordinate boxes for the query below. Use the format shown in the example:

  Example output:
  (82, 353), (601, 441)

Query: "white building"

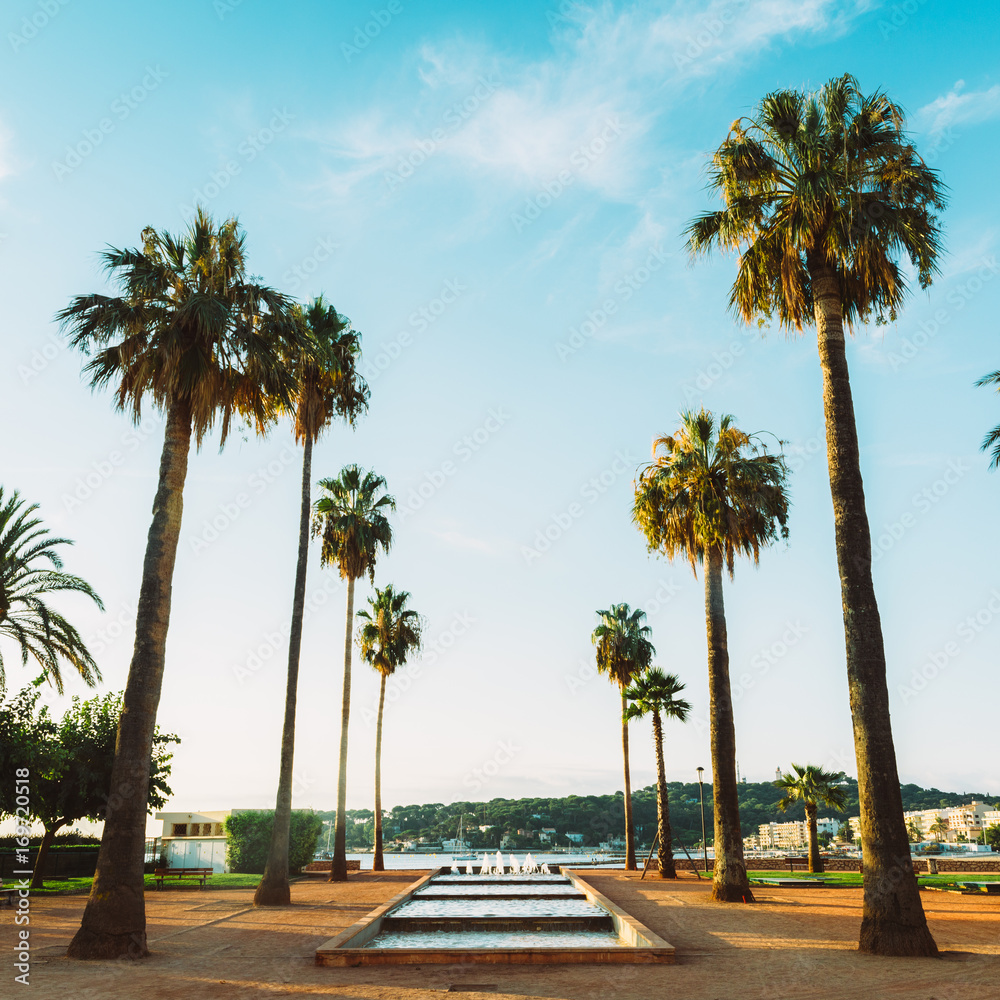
(155, 809), (231, 872)
(851, 800), (998, 845)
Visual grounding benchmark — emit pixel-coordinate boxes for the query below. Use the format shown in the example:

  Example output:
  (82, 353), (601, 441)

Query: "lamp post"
(696, 767), (708, 875)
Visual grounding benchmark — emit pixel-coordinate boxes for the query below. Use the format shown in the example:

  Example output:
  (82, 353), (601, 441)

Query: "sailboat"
(450, 814), (477, 861)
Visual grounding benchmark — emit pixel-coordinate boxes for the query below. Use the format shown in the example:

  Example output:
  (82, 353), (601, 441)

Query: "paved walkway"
(3, 870), (996, 999)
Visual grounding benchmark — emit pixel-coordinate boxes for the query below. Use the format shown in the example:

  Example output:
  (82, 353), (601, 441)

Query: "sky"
(2, 0), (999, 834)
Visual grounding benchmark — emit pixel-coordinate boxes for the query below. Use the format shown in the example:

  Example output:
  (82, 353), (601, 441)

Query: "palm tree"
(592, 603), (654, 870)
(357, 584), (422, 871)
(623, 668), (690, 878)
(929, 815), (950, 843)
(975, 371), (1000, 468)
(0, 488), (103, 693)
(313, 466), (394, 881)
(58, 208), (301, 958)
(685, 74), (943, 954)
(633, 408), (788, 902)
(906, 819), (921, 844)
(255, 300), (369, 907)
(774, 764), (848, 873)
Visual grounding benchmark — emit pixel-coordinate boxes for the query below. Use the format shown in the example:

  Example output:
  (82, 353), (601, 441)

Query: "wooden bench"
(784, 856), (810, 872)
(153, 867), (214, 889)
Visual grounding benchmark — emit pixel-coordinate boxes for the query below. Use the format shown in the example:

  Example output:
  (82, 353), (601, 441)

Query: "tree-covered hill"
(317, 780), (996, 850)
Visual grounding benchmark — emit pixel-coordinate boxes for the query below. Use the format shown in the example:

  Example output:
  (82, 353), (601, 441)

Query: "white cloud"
(313, 0), (870, 200)
(917, 80), (1000, 136)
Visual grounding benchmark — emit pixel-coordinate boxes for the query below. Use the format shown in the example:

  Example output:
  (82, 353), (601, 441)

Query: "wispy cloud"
(917, 80), (1000, 136)
(310, 1), (872, 201)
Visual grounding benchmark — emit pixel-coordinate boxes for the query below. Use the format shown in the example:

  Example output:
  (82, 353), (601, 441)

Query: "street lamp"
(696, 767), (708, 875)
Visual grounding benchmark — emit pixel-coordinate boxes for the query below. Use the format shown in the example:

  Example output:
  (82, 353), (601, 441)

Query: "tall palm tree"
(58, 208), (301, 958)
(685, 74), (943, 954)
(623, 667), (690, 878)
(313, 466), (394, 881)
(774, 764), (847, 874)
(975, 371), (1000, 468)
(357, 584), (422, 871)
(255, 300), (369, 907)
(592, 603), (654, 870)
(0, 488), (103, 693)
(633, 408), (788, 902)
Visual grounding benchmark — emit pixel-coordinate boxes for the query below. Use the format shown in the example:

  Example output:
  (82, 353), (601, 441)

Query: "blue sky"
(3, 0), (999, 827)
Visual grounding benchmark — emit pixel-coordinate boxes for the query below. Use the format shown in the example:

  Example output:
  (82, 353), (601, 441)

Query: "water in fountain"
(495, 850), (504, 874)
(479, 855), (491, 875)
(509, 854), (520, 875)
(465, 863), (474, 875)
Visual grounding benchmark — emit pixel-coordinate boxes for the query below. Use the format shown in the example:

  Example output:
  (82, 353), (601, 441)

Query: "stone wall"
(303, 859), (362, 873)
(671, 856), (999, 873)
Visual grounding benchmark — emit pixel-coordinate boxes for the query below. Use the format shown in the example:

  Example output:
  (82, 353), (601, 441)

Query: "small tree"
(984, 824), (1000, 852)
(0, 685), (177, 888)
(774, 764), (847, 873)
(623, 668), (690, 878)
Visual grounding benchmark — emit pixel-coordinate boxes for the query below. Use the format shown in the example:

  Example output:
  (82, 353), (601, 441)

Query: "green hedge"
(224, 809), (323, 874)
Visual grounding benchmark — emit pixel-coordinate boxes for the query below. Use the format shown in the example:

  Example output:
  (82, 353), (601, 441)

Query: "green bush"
(224, 809), (323, 874)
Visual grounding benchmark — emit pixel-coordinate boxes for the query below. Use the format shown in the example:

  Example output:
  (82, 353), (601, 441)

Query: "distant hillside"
(318, 780), (997, 850)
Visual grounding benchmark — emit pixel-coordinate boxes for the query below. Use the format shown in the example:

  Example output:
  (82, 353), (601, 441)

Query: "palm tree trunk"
(330, 575), (356, 882)
(651, 711), (676, 878)
(68, 398), (192, 960)
(30, 822), (63, 891)
(373, 673), (387, 871)
(621, 692), (636, 870)
(810, 262), (936, 956)
(704, 546), (753, 903)
(255, 434), (314, 906)
(806, 803), (821, 874)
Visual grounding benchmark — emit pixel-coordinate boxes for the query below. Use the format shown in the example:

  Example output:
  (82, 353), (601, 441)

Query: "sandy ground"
(2, 869), (997, 999)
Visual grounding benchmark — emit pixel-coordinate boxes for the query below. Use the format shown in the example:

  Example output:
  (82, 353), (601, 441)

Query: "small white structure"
(155, 809), (231, 873)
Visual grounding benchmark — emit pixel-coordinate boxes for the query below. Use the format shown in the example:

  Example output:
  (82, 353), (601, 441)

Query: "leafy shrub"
(224, 810), (323, 874)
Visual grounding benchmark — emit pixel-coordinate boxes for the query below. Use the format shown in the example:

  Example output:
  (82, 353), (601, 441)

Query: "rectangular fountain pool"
(315, 868), (675, 966)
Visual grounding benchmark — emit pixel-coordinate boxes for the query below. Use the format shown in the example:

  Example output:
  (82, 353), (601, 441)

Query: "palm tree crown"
(592, 604), (654, 690)
(975, 371), (1000, 469)
(0, 488), (104, 694)
(774, 763), (848, 814)
(633, 408), (789, 576)
(57, 206), (302, 445)
(288, 298), (369, 445)
(357, 585), (423, 676)
(685, 73), (945, 329)
(313, 466), (395, 581)
(624, 668), (691, 726)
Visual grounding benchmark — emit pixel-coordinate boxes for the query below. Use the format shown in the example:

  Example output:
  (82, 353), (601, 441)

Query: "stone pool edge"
(314, 867), (675, 966)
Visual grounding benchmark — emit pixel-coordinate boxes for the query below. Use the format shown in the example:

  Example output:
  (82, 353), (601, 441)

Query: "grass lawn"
(741, 870), (1000, 890)
(22, 873), (269, 895)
